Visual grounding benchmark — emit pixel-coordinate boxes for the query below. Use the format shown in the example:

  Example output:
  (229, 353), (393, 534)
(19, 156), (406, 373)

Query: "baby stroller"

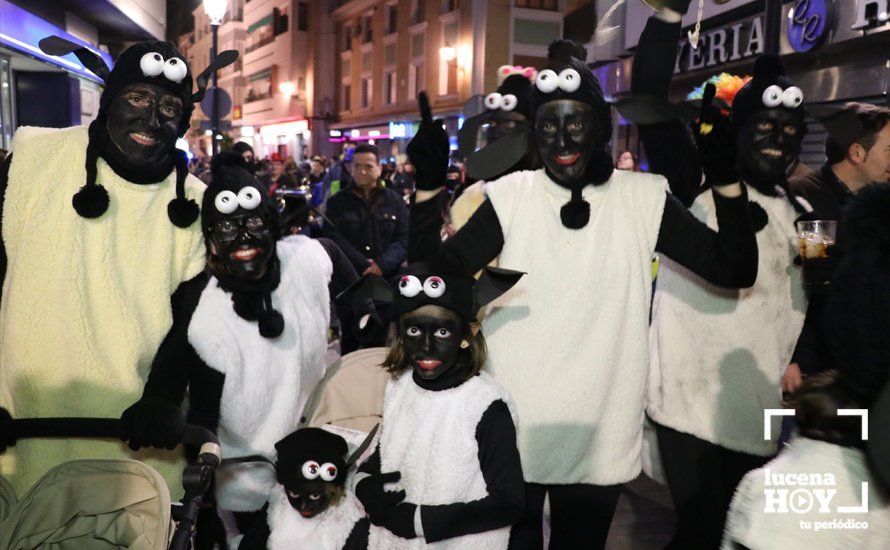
(0, 409), (220, 549)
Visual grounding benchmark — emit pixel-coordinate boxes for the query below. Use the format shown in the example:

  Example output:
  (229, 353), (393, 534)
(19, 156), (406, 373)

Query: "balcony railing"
(245, 91), (272, 103)
(245, 35), (275, 53)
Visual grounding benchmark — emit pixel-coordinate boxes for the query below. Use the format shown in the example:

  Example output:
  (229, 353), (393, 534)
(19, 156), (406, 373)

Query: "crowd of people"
(0, 2), (889, 549)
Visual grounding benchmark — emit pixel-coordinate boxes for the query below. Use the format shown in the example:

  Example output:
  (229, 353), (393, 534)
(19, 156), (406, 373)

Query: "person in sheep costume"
(0, 37), (236, 496)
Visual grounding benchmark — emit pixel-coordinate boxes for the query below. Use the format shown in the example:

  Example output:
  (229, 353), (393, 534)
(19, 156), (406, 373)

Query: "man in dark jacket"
(787, 102), (890, 381)
(323, 143), (409, 351)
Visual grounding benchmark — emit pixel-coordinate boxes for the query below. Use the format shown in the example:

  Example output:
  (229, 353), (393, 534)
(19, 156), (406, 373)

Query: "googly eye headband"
(202, 150), (280, 236)
(337, 261), (525, 322)
(274, 426), (379, 488)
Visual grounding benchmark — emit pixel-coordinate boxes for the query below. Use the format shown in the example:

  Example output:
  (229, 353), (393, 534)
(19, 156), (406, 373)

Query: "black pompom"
(753, 54), (785, 79)
(560, 199), (591, 229)
(547, 40), (587, 63)
(258, 309), (285, 338)
(167, 197), (199, 227)
(749, 200), (769, 233)
(72, 183), (110, 218)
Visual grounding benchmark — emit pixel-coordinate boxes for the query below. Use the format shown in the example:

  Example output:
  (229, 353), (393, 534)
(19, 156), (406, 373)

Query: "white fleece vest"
(648, 186), (807, 456)
(723, 437), (890, 549)
(0, 126), (205, 497)
(267, 483), (365, 550)
(369, 371), (518, 550)
(188, 236), (332, 511)
(483, 168), (667, 485)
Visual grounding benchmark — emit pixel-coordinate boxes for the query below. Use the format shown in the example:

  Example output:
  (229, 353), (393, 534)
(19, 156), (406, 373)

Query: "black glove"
(406, 92), (449, 191)
(376, 502), (418, 539)
(120, 396), (186, 451)
(694, 83), (739, 188)
(356, 471), (406, 519)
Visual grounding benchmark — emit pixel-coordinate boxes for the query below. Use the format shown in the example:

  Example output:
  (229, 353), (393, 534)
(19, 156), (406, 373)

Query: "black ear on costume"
(346, 424), (379, 468)
(474, 267), (524, 309)
(336, 274), (394, 307)
(613, 95), (698, 125)
(466, 128), (530, 181)
(192, 50), (239, 102)
(39, 36), (111, 81)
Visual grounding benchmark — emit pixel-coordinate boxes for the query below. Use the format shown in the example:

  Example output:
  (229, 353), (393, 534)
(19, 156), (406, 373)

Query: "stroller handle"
(0, 412), (219, 450)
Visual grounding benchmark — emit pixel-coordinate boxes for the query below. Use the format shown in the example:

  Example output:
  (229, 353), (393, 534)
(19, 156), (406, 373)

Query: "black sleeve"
(440, 199), (505, 275)
(0, 154), (11, 307)
(236, 506), (271, 550)
(343, 518), (371, 550)
(141, 272), (211, 403)
(632, 17), (703, 207)
(420, 400), (525, 543)
(655, 191), (758, 288)
(186, 364), (225, 434)
(791, 295), (830, 375)
(317, 237), (360, 297)
(408, 191), (448, 263)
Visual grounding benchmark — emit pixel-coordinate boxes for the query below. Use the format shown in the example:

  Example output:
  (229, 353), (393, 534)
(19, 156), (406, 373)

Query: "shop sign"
(787, 0), (832, 52)
(851, 0), (890, 31)
(674, 14), (764, 74)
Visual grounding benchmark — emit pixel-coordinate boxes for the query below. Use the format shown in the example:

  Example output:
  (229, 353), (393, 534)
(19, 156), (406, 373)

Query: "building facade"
(329, 0), (584, 161)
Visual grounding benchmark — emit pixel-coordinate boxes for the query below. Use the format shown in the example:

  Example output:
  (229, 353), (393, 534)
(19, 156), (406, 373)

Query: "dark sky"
(167, 0), (202, 40)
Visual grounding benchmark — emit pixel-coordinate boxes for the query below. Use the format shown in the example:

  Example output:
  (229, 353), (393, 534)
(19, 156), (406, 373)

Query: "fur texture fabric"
(266, 483), (365, 550)
(188, 236), (332, 511)
(722, 437), (890, 549)
(368, 371), (518, 549)
(647, 185), (806, 457)
(483, 168), (667, 485)
(0, 126), (205, 498)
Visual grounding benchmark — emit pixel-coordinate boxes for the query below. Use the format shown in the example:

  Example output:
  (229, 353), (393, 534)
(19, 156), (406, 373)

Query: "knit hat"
(731, 55), (806, 129)
(38, 36), (238, 226)
(339, 259), (524, 322)
(275, 428), (350, 488)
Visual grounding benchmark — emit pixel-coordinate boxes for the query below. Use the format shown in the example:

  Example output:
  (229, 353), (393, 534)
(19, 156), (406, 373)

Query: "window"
(361, 77), (373, 108)
(384, 43), (397, 67)
(439, 21), (458, 96)
(411, 33), (424, 58)
(441, 0), (460, 13)
(513, 18), (561, 46)
(514, 0), (558, 9)
(297, 1), (308, 31)
(246, 14), (274, 52)
(246, 69), (273, 103)
(341, 56), (352, 79)
(274, 7), (289, 36)
(384, 70), (397, 104)
(362, 51), (373, 72)
(410, 0), (425, 24)
(341, 82), (351, 111)
(409, 62), (424, 99)
(363, 12), (374, 43)
(386, 3), (398, 35)
(343, 23), (353, 50)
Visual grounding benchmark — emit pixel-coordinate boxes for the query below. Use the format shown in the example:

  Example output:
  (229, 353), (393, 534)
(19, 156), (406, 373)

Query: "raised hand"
(406, 92), (449, 191)
(694, 83), (739, 187)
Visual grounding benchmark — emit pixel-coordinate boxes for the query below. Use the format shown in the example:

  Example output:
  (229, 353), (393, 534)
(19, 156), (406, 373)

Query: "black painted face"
(106, 83), (183, 167)
(399, 305), (464, 381)
(284, 480), (340, 518)
(535, 100), (598, 186)
(485, 110), (528, 144)
(738, 109), (804, 184)
(207, 210), (275, 279)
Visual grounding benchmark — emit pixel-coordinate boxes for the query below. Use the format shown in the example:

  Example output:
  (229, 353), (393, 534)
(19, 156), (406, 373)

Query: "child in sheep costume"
(342, 260), (526, 548)
(120, 151), (370, 541)
(0, 37), (236, 496)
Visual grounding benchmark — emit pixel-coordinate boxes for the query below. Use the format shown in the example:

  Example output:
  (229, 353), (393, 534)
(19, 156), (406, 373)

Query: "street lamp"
(279, 81), (297, 97)
(438, 45), (456, 63)
(203, 0), (228, 154)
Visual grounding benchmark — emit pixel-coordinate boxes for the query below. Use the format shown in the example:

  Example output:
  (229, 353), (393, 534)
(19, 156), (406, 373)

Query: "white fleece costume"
(483, 168), (667, 485)
(723, 437), (890, 549)
(369, 370), (518, 550)
(0, 126), (205, 496)
(188, 236), (331, 511)
(266, 484), (365, 550)
(648, 186), (807, 457)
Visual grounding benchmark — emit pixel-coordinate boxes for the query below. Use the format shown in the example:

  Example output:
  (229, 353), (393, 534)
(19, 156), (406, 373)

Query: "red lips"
(553, 152), (581, 166)
(416, 359), (442, 371)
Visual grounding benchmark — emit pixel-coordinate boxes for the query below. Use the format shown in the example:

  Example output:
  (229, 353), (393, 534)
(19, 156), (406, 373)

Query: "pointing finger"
(418, 92), (432, 124)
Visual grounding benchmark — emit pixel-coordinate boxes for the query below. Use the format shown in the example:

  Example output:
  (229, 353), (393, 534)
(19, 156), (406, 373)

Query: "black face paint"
(399, 308), (464, 381)
(207, 211), (275, 280)
(737, 109), (804, 187)
(106, 83), (182, 168)
(484, 110), (528, 144)
(284, 480), (339, 518)
(535, 100), (600, 187)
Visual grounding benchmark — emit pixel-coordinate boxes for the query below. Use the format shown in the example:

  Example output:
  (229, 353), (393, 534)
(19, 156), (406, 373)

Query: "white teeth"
(761, 148), (782, 158)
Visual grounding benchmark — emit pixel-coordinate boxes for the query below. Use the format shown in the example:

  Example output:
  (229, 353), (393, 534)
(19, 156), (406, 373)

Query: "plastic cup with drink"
(796, 220), (837, 292)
